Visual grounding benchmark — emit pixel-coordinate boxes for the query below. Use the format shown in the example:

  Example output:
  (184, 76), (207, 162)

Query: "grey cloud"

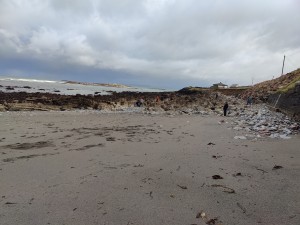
(50, 0), (94, 14)
(96, 0), (146, 19)
(0, 0), (300, 88)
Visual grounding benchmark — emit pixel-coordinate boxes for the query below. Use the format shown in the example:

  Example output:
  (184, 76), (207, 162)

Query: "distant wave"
(0, 77), (64, 83)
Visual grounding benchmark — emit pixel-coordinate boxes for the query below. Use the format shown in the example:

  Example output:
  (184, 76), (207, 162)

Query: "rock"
(279, 134), (291, 139)
(273, 165), (283, 170)
(0, 104), (6, 111)
(290, 124), (300, 130)
(268, 127), (278, 131)
(282, 128), (292, 134)
(233, 126), (243, 130)
(270, 133), (280, 138)
(196, 211), (206, 219)
(207, 142), (216, 145)
(212, 175), (223, 179)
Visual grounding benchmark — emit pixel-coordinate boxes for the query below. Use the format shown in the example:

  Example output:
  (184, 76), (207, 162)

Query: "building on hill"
(211, 82), (228, 89)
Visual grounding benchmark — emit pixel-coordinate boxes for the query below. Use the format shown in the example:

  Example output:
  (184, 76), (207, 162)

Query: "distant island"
(63, 80), (131, 88)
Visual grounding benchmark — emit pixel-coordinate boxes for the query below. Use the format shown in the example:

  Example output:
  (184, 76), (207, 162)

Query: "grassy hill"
(241, 68), (300, 100)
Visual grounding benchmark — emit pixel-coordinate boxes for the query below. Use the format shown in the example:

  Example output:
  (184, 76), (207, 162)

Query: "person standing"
(223, 102), (229, 116)
(136, 98), (144, 107)
(155, 95), (160, 103)
(247, 96), (253, 105)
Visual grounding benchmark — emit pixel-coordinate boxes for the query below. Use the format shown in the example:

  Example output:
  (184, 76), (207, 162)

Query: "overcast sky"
(0, 0), (299, 89)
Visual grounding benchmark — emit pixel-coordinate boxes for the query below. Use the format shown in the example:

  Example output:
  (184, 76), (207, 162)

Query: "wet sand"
(0, 111), (299, 225)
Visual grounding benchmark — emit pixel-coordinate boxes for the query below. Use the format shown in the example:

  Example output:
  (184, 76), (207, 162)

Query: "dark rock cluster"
(0, 90), (219, 113)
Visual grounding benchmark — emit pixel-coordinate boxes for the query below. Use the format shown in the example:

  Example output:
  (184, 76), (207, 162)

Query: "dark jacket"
(223, 103), (228, 110)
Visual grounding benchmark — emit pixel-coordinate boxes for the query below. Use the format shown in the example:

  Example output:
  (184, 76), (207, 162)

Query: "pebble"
(231, 105), (299, 139)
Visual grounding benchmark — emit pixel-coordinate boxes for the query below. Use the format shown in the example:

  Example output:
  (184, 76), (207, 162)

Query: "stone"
(233, 126), (243, 130)
(282, 128), (292, 135)
(268, 127), (278, 131)
(270, 133), (279, 138)
(279, 134), (291, 139)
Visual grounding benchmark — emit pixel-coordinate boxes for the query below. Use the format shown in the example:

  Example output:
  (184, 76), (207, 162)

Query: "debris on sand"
(177, 184), (188, 189)
(206, 218), (219, 225)
(233, 172), (242, 177)
(5, 202), (17, 205)
(211, 184), (235, 194)
(149, 191), (153, 199)
(196, 210), (221, 225)
(196, 210), (206, 219)
(273, 165), (283, 170)
(212, 175), (223, 180)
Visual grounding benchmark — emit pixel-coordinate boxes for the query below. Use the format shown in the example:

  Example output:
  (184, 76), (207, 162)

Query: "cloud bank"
(0, 0), (300, 88)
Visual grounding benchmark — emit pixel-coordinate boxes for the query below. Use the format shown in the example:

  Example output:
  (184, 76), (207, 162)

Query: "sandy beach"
(0, 111), (299, 225)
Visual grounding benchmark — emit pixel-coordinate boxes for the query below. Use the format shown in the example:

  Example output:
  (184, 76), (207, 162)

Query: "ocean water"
(0, 77), (168, 95)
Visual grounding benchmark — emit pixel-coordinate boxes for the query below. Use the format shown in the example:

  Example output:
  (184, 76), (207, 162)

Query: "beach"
(0, 111), (299, 225)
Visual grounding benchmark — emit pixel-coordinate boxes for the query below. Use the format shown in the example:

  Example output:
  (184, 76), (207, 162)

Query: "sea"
(0, 77), (169, 95)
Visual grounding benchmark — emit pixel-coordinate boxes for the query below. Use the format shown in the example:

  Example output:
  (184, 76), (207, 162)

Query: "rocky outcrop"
(178, 87), (246, 97)
(0, 90), (220, 113)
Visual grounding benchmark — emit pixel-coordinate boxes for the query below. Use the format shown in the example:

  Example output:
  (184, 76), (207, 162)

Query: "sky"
(0, 0), (300, 89)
